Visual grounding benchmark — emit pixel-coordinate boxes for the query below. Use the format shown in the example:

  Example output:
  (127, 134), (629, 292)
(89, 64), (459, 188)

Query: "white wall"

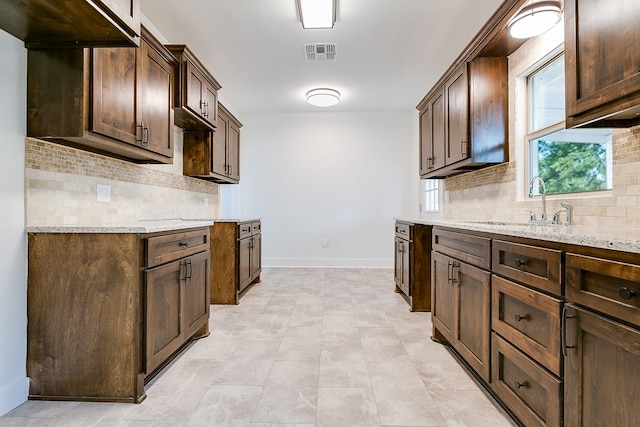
(234, 112), (419, 268)
(0, 31), (28, 415)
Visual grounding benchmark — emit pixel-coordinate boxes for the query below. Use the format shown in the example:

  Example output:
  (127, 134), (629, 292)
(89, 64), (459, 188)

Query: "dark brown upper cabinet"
(166, 45), (222, 131)
(418, 57), (508, 179)
(0, 0), (140, 47)
(183, 103), (242, 184)
(564, 0), (640, 128)
(27, 26), (176, 164)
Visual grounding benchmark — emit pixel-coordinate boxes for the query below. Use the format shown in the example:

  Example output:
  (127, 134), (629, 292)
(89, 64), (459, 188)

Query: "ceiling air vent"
(303, 43), (337, 62)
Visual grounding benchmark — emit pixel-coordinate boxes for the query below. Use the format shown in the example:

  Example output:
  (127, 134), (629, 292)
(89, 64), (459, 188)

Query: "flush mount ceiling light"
(306, 88), (340, 107)
(297, 0), (336, 29)
(508, 1), (562, 39)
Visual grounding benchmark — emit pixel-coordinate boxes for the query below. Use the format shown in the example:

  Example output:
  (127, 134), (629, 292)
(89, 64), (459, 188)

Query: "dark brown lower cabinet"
(393, 221), (432, 311)
(564, 304), (640, 427)
(210, 220), (262, 304)
(27, 227), (210, 403)
(431, 250), (491, 382)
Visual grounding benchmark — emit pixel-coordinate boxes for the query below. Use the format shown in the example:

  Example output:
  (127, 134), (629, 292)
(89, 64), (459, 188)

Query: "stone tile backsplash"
(25, 138), (219, 226)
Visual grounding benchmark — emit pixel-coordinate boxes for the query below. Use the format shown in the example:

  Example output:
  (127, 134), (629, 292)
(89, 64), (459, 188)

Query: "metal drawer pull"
(179, 241), (189, 247)
(514, 380), (528, 390)
(561, 306), (577, 356)
(514, 313), (529, 322)
(619, 287), (637, 300)
(514, 259), (526, 267)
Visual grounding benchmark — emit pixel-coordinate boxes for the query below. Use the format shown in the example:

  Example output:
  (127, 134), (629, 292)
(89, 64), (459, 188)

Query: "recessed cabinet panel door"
(431, 89), (446, 171)
(228, 122), (240, 181)
(186, 62), (205, 118)
(419, 106), (433, 176)
(446, 65), (469, 165)
(455, 260), (490, 382)
(203, 83), (218, 127)
(139, 39), (173, 158)
(211, 114), (228, 176)
(564, 305), (640, 427)
(251, 233), (262, 279)
(394, 237), (403, 287)
(91, 47), (138, 145)
(145, 260), (183, 374)
(238, 237), (252, 292)
(183, 251), (210, 338)
(432, 251), (454, 342)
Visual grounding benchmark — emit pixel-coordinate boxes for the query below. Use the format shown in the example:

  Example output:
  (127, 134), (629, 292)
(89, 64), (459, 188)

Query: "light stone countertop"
(213, 218), (262, 223)
(396, 218), (640, 254)
(25, 219), (215, 234)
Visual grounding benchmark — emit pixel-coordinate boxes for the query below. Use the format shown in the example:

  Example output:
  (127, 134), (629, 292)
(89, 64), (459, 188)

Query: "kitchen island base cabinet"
(27, 228), (210, 403)
(209, 220), (262, 304)
(393, 221), (432, 311)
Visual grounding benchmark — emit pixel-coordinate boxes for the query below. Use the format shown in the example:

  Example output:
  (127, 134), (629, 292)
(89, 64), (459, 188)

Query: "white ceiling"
(140, 0), (505, 114)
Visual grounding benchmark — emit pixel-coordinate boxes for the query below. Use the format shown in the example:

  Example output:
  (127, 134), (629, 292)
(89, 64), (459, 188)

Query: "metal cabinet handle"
(561, 305), (576, 356)
(514, 313), (529, 322)
(186, 259), (192, 280)
(461, 139), (468, 157)
(514, 259), (526, 268)
(179, 241), (189, 247)
(514, 380), (528, 390)
(619, 287), (637, 300)
(136, 122), (144, 143)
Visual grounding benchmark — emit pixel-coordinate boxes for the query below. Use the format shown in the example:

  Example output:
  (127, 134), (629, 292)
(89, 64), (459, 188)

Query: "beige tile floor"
(0, 267), (516, 427)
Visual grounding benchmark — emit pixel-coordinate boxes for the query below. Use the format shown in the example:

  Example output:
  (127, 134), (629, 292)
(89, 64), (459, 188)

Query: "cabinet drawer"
(433, 228), (490, 269)
(395, 222), (412, 240)
(146, 228), (209, 268)
(251, 221), (262, 235)
(566, 253), (640, 328)
(492, 276), (562, 375)
(238, 222), (253, 239)
(492, 240), (562, 296)
(491, 333), (562, 427)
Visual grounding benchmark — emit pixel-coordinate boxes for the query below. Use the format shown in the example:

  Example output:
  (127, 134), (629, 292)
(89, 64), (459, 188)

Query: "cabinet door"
(227, 121), (241, 182)
(394, 237), (404, 289)
(91, 46), (139, 145)
(431, 88), (446, 171)
(186, 61), (205, 118)
(251, 233), (262, 280)
(454, 259), (491, 382)
(445, 65), (469, 165)
(564, 305), (640, 427)
(238, 237), (252, 293)
(211, 114), (228, 176)
(431, 251), (455, 343)
(202, 82), (218, 127)
(394, 237), (409, 296)
(565, 0), (640, 126)
(139, 37), (173, 158)
(145, 259), (183, 374)
(419, 106), (433, 176)
(183, 251), (210, 338)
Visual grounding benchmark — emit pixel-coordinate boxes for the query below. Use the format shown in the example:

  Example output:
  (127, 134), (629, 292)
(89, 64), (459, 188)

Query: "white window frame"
(421, 179), (440, 213)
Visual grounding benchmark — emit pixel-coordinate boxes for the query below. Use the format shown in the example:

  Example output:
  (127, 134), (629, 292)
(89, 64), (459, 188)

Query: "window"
(526, 55), (612, 195)
(422, 179), (439, 212)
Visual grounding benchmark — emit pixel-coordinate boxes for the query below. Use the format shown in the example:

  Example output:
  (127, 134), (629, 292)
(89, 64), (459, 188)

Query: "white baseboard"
(263, 258), (393, 269)
(0, 376), (28, 416)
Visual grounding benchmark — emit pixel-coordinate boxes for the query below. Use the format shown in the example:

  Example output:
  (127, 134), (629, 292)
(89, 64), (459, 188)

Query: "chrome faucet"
(560, 202), (573, 225)
(528, 176), (547, 222)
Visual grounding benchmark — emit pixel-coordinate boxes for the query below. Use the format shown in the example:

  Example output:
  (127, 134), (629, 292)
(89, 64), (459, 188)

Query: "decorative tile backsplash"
(25, 138), (220, 226)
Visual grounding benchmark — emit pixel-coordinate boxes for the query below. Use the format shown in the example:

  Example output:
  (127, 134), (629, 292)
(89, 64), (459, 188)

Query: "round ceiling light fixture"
(306, 88), (341, 107)
(508, 1), (562, 39)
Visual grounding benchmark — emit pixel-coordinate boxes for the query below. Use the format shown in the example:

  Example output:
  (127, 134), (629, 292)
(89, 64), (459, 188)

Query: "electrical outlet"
(96, 183), (111, 203)
(321, 239), (331, 248)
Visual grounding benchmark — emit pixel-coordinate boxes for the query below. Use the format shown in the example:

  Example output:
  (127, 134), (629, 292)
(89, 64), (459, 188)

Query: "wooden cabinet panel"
(566, 253), (640, 327)
(238, 234), (253, 293)
(211, 111), (229, 176)
(433, 228), (491, 270)
(564, 304), (640, 427)
(394, 222), (432, 311)
(145, 260), (184, 374)
(492, 333), (562, 427)
(492, 240), (562, 296)
(251, 231), (262, 280)
(0, 0), (140, 48)
(445, 65), (469, 165)
(183, 251), (211, 338)
(394, 237), (410, 296)
(564, 0), (640, 127)
(228, 119), (241, 181)
(27, 26), (175, 164)
(492, 276), (562, 375)
(146, 228), (210, 268)
(432, 251), (455, 343)
(419, 88), (446, 175)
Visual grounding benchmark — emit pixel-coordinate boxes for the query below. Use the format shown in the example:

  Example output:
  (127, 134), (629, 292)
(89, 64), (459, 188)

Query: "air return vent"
(303, 43), (337, 62)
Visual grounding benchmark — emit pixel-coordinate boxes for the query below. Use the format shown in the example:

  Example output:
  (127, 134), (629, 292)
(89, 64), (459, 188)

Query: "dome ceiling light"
(306, 88), (341, 107)
(508, 1), (562, 39)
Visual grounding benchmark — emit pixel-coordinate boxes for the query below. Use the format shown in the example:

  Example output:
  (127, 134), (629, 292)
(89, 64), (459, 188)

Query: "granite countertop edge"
(395, 218), (640, 254)
(25, 219), (216, 234)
